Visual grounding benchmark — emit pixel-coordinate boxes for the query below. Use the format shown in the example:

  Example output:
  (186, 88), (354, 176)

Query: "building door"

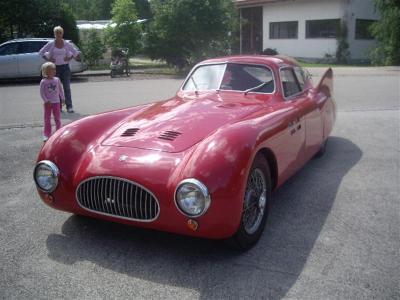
(241, 6), (263, 54)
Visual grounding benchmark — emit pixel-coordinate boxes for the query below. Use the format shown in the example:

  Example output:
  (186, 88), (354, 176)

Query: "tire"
(314, 138), (328, 158)
(228, 154), (272, 251)
(110, 70), (115, 78)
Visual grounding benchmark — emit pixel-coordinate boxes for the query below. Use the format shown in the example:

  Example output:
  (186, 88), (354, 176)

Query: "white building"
(235, 0), (379, 61)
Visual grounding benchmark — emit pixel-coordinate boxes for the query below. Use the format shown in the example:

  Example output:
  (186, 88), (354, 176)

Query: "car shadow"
(46, 136), (362, 299)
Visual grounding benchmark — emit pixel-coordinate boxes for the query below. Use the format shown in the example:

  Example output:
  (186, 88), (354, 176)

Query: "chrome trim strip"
(76, 176), (160, 222)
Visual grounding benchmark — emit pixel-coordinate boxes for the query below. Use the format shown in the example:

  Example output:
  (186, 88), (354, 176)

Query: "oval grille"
(76, 177), (159, 222)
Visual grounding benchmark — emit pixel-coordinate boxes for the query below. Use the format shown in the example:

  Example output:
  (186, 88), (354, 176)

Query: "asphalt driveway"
(0, 67), (399, 299)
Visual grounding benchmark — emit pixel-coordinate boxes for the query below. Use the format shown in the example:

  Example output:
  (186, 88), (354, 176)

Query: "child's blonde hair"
(41, 62), (56, 78)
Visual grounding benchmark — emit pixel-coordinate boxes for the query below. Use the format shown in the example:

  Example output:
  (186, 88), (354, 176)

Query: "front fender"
(37, 105), (150, 180)
(174, 122), (260, 237)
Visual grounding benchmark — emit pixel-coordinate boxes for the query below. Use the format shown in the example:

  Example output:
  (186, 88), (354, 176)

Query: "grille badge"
(119, 155), (128, 162)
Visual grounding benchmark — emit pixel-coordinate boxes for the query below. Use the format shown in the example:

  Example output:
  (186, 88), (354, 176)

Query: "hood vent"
(121, 128), (139, 137)
(158, 130), (182, 141)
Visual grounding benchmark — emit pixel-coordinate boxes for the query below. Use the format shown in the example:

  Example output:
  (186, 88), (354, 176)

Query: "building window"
(306, 19), (340, 38)
(355, 19), (375, 40)
(269, 21), (298, 39)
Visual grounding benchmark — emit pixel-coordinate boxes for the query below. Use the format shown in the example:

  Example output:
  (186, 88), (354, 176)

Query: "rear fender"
(316, 68), (336, 139)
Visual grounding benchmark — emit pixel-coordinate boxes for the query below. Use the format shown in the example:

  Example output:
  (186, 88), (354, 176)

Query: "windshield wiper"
(244, 82), (268, 95)
(190, 77), (199, 92)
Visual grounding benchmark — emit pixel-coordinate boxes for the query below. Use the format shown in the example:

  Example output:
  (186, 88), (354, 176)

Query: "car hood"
(101, 92), (266, 153)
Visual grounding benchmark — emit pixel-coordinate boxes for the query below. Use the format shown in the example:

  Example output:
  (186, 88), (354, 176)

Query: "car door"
(276, 67), (307, 181)
(293, 66), (323, 161)
(0, 42), (19, 78)
(17, 41), (47, 77)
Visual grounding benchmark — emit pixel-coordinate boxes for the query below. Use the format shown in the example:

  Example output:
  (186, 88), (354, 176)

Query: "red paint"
(35, 55), (336, 239)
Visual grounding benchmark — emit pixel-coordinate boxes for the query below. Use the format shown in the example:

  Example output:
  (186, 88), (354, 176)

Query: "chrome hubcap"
(243, 168), (267, 235)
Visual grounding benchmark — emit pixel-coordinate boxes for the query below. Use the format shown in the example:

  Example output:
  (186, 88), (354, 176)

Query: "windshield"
(182, 63), (275, 93)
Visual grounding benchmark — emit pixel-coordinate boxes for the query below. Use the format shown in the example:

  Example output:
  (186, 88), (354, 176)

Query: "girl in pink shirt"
(40, 62), (65, 142)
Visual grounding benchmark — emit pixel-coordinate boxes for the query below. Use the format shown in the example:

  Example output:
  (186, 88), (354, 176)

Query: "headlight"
(175, 179), (211, 217)
(33, 160), (59, 193)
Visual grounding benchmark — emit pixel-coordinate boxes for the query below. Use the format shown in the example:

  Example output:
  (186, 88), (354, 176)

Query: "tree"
(370, 0), (400, 65)
(145, 0), (238, 69)
(82, 29), (106, 66)
(0, 0), (79, 45)
(336, 21), (350, 64)
(134, 0), (152, 19)
(64, 0), (113, 20)
(104, 0), (141, 57)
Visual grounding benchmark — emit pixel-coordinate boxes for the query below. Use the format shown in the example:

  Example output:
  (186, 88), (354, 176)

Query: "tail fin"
(316, 68), (333, 98)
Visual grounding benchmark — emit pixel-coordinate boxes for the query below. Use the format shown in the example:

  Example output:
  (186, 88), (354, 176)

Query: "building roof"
(234, 0), (291, 7)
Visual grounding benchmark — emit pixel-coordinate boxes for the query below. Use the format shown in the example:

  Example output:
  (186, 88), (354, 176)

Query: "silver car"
(0, 38), (87, 79)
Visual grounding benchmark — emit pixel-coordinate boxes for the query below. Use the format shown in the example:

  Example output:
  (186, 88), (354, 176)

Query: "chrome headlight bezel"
(33, 160), (59, 193)
(175, 178), (211, 218)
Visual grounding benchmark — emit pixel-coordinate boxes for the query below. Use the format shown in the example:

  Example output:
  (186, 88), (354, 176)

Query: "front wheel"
(228, 154), (271, 251)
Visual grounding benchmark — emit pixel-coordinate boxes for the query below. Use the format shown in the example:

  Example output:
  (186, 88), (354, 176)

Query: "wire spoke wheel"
(228, 154), (271, 251)
(243, 168), (267, 235)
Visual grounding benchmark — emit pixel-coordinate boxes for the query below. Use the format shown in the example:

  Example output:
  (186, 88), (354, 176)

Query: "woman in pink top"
(39, 26), (80, 113)
(40, 62), (65, 142)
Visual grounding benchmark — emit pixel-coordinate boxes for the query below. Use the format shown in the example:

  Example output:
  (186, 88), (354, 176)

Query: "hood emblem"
(119, 155), (128, 162)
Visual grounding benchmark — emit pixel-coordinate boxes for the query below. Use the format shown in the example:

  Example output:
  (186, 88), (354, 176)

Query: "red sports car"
(34, 55), (335, 250)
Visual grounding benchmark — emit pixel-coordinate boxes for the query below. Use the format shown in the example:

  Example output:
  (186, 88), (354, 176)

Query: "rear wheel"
(110, 70), (116, 78)
(314, 138), (328, 158)
(228, 154), (271, 250)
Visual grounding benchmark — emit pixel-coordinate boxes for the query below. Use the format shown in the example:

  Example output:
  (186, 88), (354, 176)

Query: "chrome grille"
(76, 177), (159, 221)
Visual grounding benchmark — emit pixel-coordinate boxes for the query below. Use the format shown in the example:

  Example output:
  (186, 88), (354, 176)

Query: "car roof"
(0, 38), (74, 46)
(200, 55), (301, 68)
(4, 38), (53, 43)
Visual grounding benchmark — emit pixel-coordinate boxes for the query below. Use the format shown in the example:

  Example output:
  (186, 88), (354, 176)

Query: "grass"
(129, 57), (168, 69)
(298, 59), (372, 68)
(86, 56), (177, 75)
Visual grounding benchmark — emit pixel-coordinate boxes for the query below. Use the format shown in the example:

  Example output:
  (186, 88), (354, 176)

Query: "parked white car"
(0, 38), (86, 79)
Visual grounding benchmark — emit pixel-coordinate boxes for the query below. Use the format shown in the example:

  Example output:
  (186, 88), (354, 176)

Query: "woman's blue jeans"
(56, 64), (72, 109)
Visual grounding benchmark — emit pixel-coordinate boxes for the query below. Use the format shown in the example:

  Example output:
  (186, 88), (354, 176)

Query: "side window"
(280, 67), (301, 98)
(18, 41), (47, 54)
(0, 43), (18, 56)
(294, 67), (306, 90)
(32, 41), (47, 52)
